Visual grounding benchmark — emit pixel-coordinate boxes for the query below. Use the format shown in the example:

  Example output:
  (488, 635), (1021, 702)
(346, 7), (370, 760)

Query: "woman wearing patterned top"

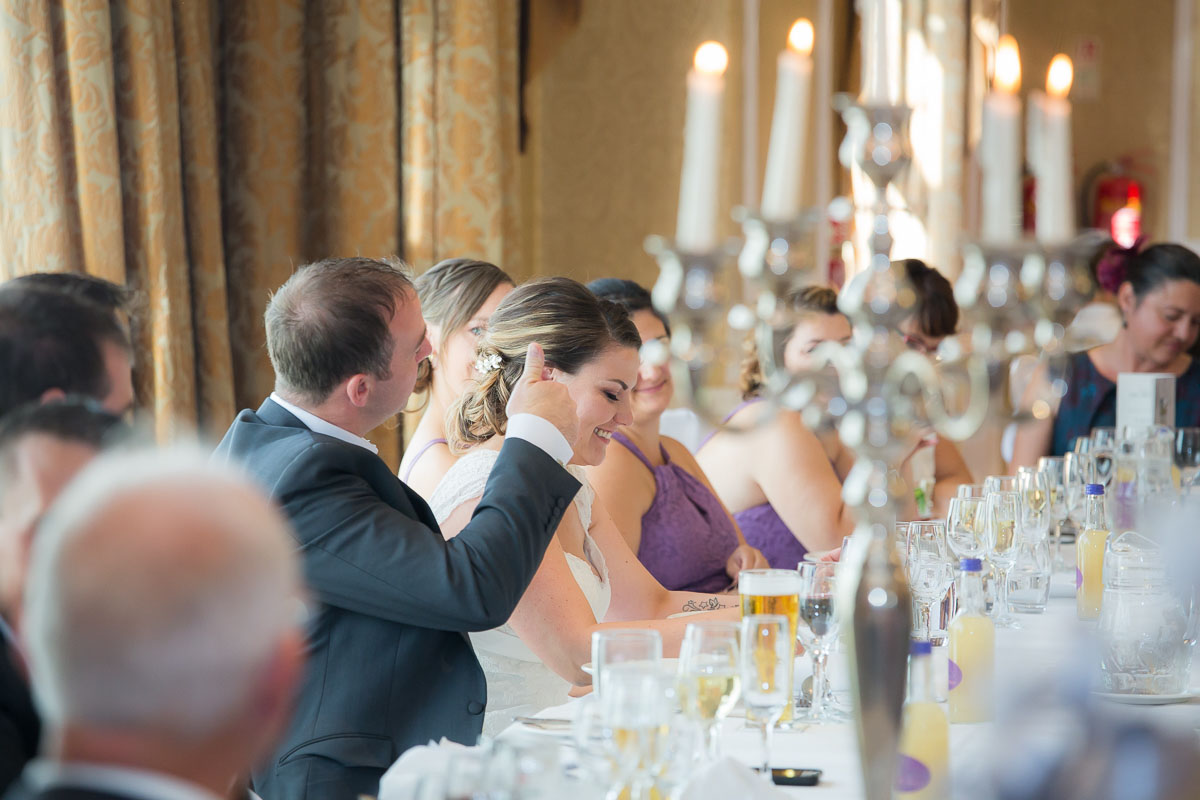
(1012, 243), (1200, 465)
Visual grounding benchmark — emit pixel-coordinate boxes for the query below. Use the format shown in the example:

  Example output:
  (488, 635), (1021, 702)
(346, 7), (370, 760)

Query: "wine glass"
(1016, 466), (1049, 537)
(1063, 450), (1094, 527)
(678, 621), (741, 761)
(984, 475), (1018, 494)
(946, 496), (986, 559)
(906, 521), (955, 642)
(984, 490), (1022, 628)
(1090, 427), (1116, 524)
(795, 562), (846, 723)
(600, 663), (671, 800)
(739, 614), (791, 779)
(957, 483), (986, 499)
(1174, 428), (1200, 493)
(1036, 456), (1067, 570)
(1012, 467), (1052, 613)
(894, 522), (911, 570)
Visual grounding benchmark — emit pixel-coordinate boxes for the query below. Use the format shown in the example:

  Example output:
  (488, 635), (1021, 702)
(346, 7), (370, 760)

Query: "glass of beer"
(738, 569), (800, 723)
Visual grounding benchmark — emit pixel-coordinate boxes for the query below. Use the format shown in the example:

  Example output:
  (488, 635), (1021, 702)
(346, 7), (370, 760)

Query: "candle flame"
(788, 19), (814, 56)
(1047, 54), (1073, 99)
(994, 35), (1021, 93)
(694, 41), (728, 76)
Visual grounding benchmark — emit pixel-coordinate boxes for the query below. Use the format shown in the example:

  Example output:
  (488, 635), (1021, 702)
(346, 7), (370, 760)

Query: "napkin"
(680, 757), (791, 800)
(377, 737), (476, 800)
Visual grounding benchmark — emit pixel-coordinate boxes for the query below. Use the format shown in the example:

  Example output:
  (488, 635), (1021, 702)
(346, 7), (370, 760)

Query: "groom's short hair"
(265, 257), (414, 405)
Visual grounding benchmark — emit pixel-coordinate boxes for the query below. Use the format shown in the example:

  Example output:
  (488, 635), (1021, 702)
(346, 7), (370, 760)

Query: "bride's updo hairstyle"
(448, 276), (640, 452)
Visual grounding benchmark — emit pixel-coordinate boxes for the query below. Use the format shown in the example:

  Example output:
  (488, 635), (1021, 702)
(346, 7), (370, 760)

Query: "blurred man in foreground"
(4, 449), (306, 800)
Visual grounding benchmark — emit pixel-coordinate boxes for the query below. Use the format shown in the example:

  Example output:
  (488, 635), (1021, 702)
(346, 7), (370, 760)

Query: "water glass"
(985, 490), (1022, 628)
(677, 622), (741, 761)
(740, 614), (791, 778)
(592, 630), (662, 700)
(946, 496), (986, 559)
(1174, 428), (1200, 493)
(795, 562), (846, 723)
(906, 521), (954, 641)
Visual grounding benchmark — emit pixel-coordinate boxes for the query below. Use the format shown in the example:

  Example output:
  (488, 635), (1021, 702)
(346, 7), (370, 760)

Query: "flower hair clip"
(474, 353), (503, 375)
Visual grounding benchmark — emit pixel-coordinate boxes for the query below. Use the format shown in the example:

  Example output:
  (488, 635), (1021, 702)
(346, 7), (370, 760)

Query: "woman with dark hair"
(399, 258), (514, 498)
(585, 279), (767, 592)
(1013, 243), (1200, 465)
(431, 278), (738, 734)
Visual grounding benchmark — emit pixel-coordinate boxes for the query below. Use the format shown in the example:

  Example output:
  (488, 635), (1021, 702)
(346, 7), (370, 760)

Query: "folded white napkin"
(680, 757), (791, 800)
(377, 737), (476, 800)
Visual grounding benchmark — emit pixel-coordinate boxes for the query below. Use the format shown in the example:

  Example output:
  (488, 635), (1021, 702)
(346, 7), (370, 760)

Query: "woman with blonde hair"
(398, 258), (514, 498)
(431, 277), (738, 734)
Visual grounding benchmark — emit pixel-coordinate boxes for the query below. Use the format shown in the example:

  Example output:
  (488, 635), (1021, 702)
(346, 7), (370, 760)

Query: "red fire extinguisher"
(1081, 160), (1144, 247)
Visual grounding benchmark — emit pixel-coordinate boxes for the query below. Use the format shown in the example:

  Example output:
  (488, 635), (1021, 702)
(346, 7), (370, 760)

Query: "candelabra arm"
(885, 350), (992, 442)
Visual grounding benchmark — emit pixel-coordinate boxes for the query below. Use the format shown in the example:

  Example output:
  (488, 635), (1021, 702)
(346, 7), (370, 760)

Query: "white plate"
(581, 657), (680, 676)
(1091, 690), (1197, 705)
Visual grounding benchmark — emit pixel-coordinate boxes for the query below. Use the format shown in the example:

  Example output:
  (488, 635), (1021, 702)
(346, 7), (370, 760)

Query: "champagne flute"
(946, 497), (986, 559)
(1016, 466), (1049, 537)
(957, 483), (986, 499)
(906, 521), (955, 641)
(984, 475), (1018, 494)
(985, 490), (1021, 628)
(1091, 427), (1116, 525)
(1037, 456), (1067, 570)
(740, 614), (791, 779)
(678, 621), (741, 761)
(601, 663), (670, 800)
(1063, 450), (1093, 527)
(795, 562), (846, 723)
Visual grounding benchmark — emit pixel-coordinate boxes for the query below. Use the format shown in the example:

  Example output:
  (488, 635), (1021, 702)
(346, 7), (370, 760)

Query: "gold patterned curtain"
(0, 0), (520, 470)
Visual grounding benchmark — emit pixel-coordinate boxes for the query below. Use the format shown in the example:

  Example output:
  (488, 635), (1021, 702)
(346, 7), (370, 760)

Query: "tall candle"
(761, 19), (814, 220)
(860, 0), (893, 103)
(980, 35), (1022, 244)
(1035, 54), (1075, 243)
(676, 41), (728, 252)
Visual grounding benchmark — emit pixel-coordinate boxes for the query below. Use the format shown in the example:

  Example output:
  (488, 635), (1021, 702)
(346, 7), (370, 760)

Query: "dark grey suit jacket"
(214, 399), (580, 800)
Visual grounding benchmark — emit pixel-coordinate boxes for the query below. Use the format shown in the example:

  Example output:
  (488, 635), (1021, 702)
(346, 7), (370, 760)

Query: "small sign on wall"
(1073, 37), (1101, 101)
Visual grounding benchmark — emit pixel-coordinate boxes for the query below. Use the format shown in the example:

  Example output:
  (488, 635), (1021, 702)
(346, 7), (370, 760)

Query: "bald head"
(23, 449), (303, 739)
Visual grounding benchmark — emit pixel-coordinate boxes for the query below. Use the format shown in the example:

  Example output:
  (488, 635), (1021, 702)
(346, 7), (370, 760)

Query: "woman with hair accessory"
(429, 278), (739, 734)
(584, 278), (768, 592)
(1012, 243), (1200, 465)
(399, 258), (514, 499)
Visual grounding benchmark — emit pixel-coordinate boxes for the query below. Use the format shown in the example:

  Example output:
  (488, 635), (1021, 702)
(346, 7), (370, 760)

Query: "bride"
(429, 277), (739, 735)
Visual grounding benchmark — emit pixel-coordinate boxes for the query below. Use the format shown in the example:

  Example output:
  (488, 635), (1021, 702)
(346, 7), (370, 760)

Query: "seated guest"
(585, 278), (767, 591)
(697, 287), (857, 567)
(7, 448), (305, 800)
(433, 278), (739, 734)
(1014, 243), (1200, 465)
(5, 273), (135, 333)
(0, 288), (134, 419)
(796, 277), (972, 516)
(0, 401), (128, 795)
(215, 257), (582, 799)
(399, 258), (514, 498)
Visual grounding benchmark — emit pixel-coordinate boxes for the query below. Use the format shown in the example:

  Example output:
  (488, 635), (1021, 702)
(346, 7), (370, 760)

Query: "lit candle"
(761, 20), (814, 220)
(676, 41), (728, 252)
(980, 35), (1022, 244)
(1034, 54), (1075, 243)
(860, 0), (893, 104)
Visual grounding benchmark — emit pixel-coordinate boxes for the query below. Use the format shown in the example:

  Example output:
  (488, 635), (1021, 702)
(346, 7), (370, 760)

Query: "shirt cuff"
(507, 413), (574, 466)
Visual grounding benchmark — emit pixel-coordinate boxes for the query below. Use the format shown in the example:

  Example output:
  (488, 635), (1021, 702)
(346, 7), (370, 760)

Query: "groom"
(215, 257), (581, 800)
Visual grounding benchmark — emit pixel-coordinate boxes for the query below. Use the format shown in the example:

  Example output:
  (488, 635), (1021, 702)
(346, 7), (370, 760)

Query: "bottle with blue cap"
(1077, 482), (1110, 620)
(948, 557), (994, 723)
(896, 639), (948, 799)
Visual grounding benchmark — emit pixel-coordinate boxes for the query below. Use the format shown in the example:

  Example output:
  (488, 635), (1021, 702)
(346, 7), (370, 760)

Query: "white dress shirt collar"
(269, 392), (379, 455)
(24, 760), (224, 800)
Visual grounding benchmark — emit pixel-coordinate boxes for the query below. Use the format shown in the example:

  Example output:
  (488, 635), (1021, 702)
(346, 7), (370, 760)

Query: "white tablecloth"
(499, 572), (1200, 798)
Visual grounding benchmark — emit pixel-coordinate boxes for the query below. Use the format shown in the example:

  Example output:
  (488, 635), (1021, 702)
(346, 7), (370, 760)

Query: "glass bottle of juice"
(896, 640), (949, 799)
(1076, 483), (1110, 620)
(948, 557), (994, 723)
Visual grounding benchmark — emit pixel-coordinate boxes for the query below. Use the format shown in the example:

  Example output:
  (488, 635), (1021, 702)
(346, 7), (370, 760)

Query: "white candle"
(980, 35), (1022, 244)
(860, 0), (893, 103)
(676, 41), (728, 252)
(761, 19), (814, 220)
(1035, 54), (1075, 243)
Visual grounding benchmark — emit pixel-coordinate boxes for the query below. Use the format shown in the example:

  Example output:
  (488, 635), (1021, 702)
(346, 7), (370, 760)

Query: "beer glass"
(738, 569), (800, 723)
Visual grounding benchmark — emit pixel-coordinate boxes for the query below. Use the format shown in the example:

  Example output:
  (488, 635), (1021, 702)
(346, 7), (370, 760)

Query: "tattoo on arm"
(682, 597), (734, 613)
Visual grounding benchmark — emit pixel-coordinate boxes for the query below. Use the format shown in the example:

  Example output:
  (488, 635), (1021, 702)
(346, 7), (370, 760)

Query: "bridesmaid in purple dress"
(399, 258), (514, 499)
(697, 287), (858, 568)
(587, 280), (768, 591)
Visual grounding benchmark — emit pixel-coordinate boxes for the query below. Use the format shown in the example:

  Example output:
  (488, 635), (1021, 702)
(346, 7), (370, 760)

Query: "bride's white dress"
(429, 449), (611, 736)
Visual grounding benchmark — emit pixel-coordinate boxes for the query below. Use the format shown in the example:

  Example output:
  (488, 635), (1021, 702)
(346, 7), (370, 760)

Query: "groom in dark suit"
(214, 257), (582, 800)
